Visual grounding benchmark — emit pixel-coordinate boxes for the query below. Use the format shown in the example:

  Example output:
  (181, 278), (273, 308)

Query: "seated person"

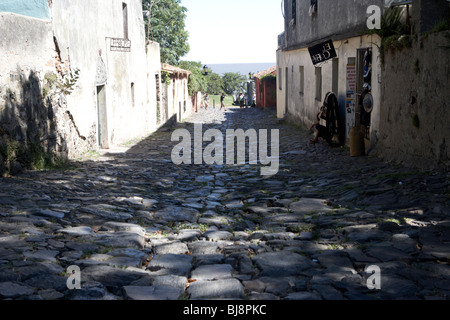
(310, 106), (331, 143)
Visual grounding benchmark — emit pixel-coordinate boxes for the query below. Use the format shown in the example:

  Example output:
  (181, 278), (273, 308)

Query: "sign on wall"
(110, 38), (131, 52)
(308, 40), (337, 65)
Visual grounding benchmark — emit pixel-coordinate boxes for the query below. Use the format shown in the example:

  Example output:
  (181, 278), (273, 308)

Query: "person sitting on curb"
(310, 105), (330, 144)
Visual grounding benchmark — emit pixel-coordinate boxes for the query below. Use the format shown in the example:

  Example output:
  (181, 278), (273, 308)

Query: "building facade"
(0, 0), (164, 174)
(277, 0), (384, 149)
(51, 0), (157, 150)
(160, 64), (192, 124)
(277, 0), (450, 169)
(254, 66), (277, 109)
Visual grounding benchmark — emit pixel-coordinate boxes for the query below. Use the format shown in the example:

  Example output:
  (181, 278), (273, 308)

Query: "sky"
(180, 0), (284, 64)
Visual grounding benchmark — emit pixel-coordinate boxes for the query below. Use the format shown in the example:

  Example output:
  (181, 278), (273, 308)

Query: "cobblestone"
(0, 106), (449, 300)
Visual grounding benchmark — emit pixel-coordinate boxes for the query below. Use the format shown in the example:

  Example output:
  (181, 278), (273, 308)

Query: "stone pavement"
(0, 105), (449, 300)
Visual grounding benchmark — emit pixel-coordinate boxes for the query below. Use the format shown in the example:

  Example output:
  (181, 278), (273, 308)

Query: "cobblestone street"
(0, 106), (449, 300)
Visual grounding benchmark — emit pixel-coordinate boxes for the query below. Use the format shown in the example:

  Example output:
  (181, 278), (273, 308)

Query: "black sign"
(308, 40), (337, 65)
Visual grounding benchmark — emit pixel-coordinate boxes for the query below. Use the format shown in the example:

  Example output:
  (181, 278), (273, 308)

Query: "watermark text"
(367, 5), (381, 30)
(171, 124), (279, 176)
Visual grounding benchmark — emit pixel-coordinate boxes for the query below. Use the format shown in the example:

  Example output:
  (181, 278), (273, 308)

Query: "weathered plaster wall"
(376, 32), (450, 169)
(0, 0), (50, 20)
(1, 0), (162, 175)
(0, 13), (53, 87)
(0, 12), (55, 175)
(163, 76), (191, 123)
(147, 41), (161, 130)
(51, 0), (154, 148)
(0, 12), (94, 175)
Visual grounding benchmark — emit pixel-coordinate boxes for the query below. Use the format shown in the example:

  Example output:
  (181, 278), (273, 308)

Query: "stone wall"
(376, 31), (450, 169)
(0, 12), (96, 176)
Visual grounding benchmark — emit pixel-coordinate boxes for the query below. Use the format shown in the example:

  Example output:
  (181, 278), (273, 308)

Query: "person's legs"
(310, 124), (320, 143)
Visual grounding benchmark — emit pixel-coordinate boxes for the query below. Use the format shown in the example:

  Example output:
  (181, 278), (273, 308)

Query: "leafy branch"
(366, 6), (411, 62)
(57, 68), (80, 95)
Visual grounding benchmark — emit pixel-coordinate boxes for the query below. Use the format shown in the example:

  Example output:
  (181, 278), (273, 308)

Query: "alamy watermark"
(66, 265), (81, 290)
(171, 123), (280, 176)
(365, 265), (381, 290)
(367, 5), (381, 30)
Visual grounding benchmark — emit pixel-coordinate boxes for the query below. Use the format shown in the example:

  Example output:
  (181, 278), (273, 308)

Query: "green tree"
(222, 72), (247, 95)
(207, 73), (224, 95)
(178, 61), (208, 96)
(143, 0), (190, 65)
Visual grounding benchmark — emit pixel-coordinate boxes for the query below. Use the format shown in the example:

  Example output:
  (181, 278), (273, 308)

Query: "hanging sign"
(308, 40), (337, 65)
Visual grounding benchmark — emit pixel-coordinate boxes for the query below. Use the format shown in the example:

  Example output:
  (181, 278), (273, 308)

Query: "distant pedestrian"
(220, 93), (226, 110)
(204, 93), (209, 110)
(239, 92), (244, 108)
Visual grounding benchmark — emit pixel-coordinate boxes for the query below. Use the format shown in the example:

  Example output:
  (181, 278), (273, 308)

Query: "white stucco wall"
(164, 77), (191, 123)
(51, 0), (156, 148)
(147, 41), (161, 130)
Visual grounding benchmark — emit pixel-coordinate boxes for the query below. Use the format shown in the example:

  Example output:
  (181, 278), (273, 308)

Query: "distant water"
(206, 63), (276, 76)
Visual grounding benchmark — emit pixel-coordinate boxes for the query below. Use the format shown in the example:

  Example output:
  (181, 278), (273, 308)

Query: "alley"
(0, 106), (449, 300)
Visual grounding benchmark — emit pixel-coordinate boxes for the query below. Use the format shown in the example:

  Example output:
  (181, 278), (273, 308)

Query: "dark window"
(278, 68), (282, 90)
(315, 67), (322, 101)
(299, 66), (304, 94)
(292, 0), (296, 24)
(123, 3), (129, 39)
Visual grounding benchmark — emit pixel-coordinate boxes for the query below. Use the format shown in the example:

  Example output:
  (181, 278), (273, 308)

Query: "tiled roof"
(254, 65), (277, 79)
(161, 63), (192, 75)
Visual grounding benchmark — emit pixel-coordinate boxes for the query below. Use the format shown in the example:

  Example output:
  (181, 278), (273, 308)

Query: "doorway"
(97, 85), (109, 149)
(356, 48), (372, 141)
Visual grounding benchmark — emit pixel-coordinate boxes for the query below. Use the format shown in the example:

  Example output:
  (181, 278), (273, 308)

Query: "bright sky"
(180, 0), (284, 64)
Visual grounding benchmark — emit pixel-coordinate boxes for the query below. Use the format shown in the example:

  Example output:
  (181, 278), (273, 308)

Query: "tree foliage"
(178, 61), (208, 96)
(143, 0), (190, 65)
(221, 72), (247, 95)
(207, 73), (224, 95)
